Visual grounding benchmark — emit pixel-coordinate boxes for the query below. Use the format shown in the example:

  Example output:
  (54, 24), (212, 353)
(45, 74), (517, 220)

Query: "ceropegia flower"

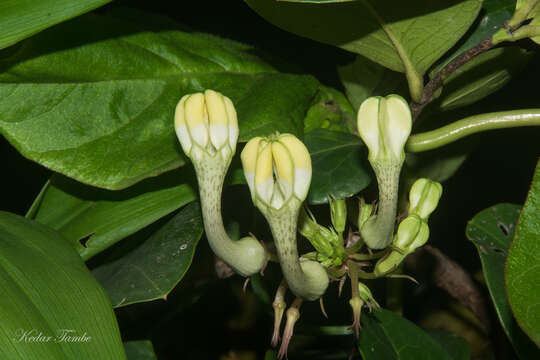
(241, 133), (311, 211)
(173, 90), (265, 277)
(357, 95), (412, 165)
(242, 133), (329, 301)
(356, 95), (413, 249)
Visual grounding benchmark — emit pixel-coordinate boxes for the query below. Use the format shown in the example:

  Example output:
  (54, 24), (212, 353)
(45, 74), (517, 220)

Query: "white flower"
(357, 95), (412, 164)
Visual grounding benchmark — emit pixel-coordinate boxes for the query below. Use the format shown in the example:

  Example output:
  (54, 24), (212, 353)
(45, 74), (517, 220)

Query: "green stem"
(195, 156), (265, 277)
(360, 161), (401, 249)
(264, 202), (329, 301)
(406, 110), (540, 152)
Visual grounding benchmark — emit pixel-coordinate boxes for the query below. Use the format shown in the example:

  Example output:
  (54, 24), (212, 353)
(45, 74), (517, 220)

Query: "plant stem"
(406, 110), (540, 152)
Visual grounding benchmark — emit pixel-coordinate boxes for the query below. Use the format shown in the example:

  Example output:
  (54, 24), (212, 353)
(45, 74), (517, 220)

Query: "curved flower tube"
(174, 90), (265, 277)
(357, 95), (412, 249)
(241, 133), (329, 301)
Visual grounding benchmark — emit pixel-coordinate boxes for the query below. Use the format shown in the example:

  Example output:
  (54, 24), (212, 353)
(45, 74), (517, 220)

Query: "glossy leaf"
(93, 202), (203, 308)
(338, 55), (407, 110)
(304, 85), (356, 134)
(439, 47), (531, 111)
(0, 0), (111, 49)
(435, 0), (515, 69)
(304, 129), (371, 204)
(466, 203), (540, 358)
(31, 169), (197, 260)
(357, 309), (454, 360)
(428, 330), (470, 360)
(0, 212), (125, 359)
(124, 341), (157, 360)
(507, 161), (540, 347)
(245, 0), (482, 99)
(0, 12), (318, 190)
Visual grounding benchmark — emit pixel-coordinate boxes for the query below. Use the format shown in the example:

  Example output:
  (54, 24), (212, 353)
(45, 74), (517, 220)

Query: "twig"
(410, 38), (495, 120)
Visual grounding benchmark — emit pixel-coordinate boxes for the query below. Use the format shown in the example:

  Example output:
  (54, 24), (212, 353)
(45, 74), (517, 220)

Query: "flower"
(174, 89), (239, 163)
(241, 133), (311, 211)
(357, 95), (412, 164)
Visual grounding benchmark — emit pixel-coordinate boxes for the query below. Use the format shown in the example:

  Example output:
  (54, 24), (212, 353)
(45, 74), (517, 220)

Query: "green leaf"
(304, 129), (371, 204)
(338, 55), (407, 110)
(93, 202), (203, 308)
(436, 0), (515, 69)
(438, 47), (531, 111)
(466, 203), (540, 358)
(0, 0), (111, 50)
(0, 12), (319, 190)
(0, 211), (125, 359)
(31, 169), (197, 260)
(245, 0), (482, 100)
(404, 150), (469, 184)
(304, 85), (356, 134)
(124, 341), (157, 360)
(507, 161), (540, 347)
(428, 330), (470, 360)
(357, 309), (454, 360)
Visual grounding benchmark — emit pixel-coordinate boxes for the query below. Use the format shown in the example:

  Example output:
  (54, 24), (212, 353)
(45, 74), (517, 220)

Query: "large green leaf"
(357, 309), (454, 360)
(304, 129), (371, 204)
(338, 55), (407, 110)
(0, 12), (319, 190)
(31, 169), (197, 260)
(0, 211), (125, 359)
(124, 341), (157, 360)
(245, 0), (482, 100)
(506, 161), (540, 347)
(438, 47), (531, 111)
(466, 203), (540, 358)
(93, 202), (203, 307)
(0, 0), (111, 50)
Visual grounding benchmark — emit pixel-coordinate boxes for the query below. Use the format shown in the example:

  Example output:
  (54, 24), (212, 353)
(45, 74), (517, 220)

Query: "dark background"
(1, 1), (539, 359)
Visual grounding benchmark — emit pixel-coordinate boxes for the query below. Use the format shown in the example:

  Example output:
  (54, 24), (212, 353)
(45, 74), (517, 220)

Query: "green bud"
(374, 251), (406, 276)
(406, 220), (430, 253)
(393, 214), (423, 250)
(329, 196), (347, 234)
(358, 282), (380, 311)
(298, 208), (335, 257)
(408, 178), (443, 221)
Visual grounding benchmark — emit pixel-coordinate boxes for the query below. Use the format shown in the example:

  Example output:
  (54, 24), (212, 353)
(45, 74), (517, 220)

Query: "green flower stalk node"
(241, 134), (329, 301)
(174, 90), (265, 277)
(356, 95), (412, 249)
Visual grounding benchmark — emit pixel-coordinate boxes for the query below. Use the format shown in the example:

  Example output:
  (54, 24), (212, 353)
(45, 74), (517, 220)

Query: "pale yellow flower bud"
(174, 89), (238, 162)
(241, 133), (311, 211)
